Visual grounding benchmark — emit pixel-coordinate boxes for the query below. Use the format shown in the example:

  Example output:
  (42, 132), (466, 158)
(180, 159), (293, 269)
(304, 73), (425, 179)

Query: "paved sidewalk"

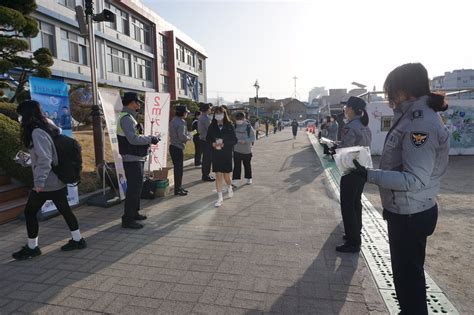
(0, 130), (386, 314)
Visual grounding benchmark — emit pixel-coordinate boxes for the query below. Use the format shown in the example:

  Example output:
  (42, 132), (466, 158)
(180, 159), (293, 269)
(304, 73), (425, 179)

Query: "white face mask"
(17, 115), (22, 123)
(215, 114), (224, 121)
(208, 114), (213, 120)
(236, 120), (244, 125)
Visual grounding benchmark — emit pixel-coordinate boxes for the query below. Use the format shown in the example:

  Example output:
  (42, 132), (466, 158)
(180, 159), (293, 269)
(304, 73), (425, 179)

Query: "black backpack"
(51, 134), (83, 184)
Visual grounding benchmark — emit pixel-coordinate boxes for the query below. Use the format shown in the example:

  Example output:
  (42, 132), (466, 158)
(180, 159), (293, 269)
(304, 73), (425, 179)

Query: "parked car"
(299, 119), (316, 127)
(282, 119), (291, 126)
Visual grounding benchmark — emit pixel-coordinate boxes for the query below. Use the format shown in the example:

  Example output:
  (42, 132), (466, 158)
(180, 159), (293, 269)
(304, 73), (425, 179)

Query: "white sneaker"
(232, 180), (238, 187)
(228, 189), (233, 198)
(215, 199), (223, 207)
(246, 178), (252, 185)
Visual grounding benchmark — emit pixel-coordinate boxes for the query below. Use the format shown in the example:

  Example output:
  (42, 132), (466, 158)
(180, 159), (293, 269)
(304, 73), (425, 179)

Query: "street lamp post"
(253, 80), (259, 118)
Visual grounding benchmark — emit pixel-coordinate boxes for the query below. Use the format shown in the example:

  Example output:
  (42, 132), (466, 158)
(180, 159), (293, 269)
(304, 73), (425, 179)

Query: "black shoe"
(180, 187), (188, 193)
(12, 245), (42, 260)
(202, 176), (215, 182)
(335, 243), (360, 253)
(174, 190), (187, 196)
(61, 238), (87, 251)
(121, 221), (144, 229)
(135, 214), (147, 221)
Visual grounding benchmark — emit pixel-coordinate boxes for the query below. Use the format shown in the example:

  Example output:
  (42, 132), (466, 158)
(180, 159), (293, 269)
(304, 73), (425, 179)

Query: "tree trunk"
(9, 71), (27, 103)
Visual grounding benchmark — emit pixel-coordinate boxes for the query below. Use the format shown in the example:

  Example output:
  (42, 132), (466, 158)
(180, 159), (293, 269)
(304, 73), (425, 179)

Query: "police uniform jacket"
(367, 95), (450, 215)
(117, 107), (153, 162)
(339, 116), (372, 148)
(169, 116), (188, 150)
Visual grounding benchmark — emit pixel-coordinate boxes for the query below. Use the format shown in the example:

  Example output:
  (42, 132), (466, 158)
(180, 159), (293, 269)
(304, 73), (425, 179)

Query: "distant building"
(308, 86), (328, 104)
(431, 69), (474, 90)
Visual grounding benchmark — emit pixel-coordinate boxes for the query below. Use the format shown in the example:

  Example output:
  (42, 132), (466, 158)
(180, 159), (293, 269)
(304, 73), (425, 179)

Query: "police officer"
(351, 63), (449, 315)
(335, 96), (372, 253)
(198, 103), (215, 182)
(117, 92), (159, 229)
(169, 105), (191, 196)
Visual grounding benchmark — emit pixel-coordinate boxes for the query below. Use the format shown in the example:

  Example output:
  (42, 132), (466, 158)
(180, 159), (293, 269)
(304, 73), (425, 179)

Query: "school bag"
(51, 134), (83, 184)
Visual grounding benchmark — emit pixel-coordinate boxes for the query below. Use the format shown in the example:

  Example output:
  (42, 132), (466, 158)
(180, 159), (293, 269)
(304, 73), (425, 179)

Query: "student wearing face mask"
(206, 106), (238, 207)
(232, 112), (256, 186)
(198, 103), (215, 182)
(335, 96), (372, 253)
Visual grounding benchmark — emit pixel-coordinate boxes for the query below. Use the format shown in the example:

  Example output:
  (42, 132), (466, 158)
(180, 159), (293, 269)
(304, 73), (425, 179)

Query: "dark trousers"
(169, 145), (184, 193)
(24, 187), (78, 238)
(123, 161), (144, 222)
(193, 135), (202, 166)
(384, 205), (438, 315)
(340, 173), (365, 246)
(255, 130), (259, 140)
(200, 139), (212, 178)
(265, 127), (269, 136)
(232, 152), (252, 180)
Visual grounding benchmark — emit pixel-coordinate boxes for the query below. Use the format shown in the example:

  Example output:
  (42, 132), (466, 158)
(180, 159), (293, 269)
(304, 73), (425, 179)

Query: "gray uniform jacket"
(234, 121), (256, 155)
(367, 95), (450, 215)
(30, 124), (65, 191)
(339, 116), (372, 148)
(327, 121), (339, 141)
(198, 114), (211, 141)
(169, 116), (189, 150)
(119, 107), (153, 162)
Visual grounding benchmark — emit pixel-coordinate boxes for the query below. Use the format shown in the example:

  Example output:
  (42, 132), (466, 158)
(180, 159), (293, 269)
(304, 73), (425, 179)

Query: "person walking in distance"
(232, 112), (255, 186)
(254, 118), (260, 140)
(206, 106), (237, 207)
(198, 103), (215, 182)
(169, 105), (191, 196)
(265, 119), (269, 137)
(291, 119), (298, 139)
(191, 110), (202, 167)
(327, 115), (339, 142)
(335, 96), (372, 253)
(12, 100), (86, 260)
(117, 92), (159, 229)
(351, 63), (449, 315)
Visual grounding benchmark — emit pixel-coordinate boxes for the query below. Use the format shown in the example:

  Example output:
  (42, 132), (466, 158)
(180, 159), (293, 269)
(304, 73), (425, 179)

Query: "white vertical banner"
(98, 88), (126, 200)
(144, 93), (170, 172)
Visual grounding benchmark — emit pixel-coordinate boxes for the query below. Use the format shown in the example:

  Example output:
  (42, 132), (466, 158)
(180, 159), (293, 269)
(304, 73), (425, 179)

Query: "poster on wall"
(29, 77), (79, 213)
(98, 88), (127, 200)
(144, 93), (170, 172)
(440, 100), (474, 155)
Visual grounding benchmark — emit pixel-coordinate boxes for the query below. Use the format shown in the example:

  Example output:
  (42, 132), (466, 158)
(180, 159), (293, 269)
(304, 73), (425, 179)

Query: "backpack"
(246, 123), (254, 146)
(51, 134), (83, 184)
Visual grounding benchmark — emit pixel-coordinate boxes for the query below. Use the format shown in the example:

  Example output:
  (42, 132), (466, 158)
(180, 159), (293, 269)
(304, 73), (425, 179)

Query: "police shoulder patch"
(411, 132), (429, 147)
(412, 110), (423, 119)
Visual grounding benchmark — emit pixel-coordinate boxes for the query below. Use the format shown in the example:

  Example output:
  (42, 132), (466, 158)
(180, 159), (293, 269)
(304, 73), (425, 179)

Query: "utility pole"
(293, 76), (298, 99)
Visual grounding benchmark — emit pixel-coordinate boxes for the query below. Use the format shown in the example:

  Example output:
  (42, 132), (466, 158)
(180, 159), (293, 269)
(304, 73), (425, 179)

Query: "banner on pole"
(98, 88), (127, 200)
(145, 93), (170, 171)
(29, 77), (79, 213)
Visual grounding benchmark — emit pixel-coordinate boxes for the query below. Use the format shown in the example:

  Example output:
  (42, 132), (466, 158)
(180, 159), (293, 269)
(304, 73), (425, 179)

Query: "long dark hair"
(384, 63), (447, 112)
(211, 106), (231, 126)
(350, 107), (369, 127)
(16, 100), (52, 147)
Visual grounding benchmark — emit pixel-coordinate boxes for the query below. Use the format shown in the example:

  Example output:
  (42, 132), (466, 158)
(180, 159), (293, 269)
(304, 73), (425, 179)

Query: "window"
(161, 75), (169, 92)
(176, 44), (185, 62)
(199, 82), (203, 95)
(159, 34), (169, 71)
(30, 21), (56, 56)
(131, 17), (151, 45)
(198, 59), (203, 71)
(381, 116), (393, 132)
(133, 56), (152, 81)
(106, 47), (131, 76)
(58, 0), (76, 9)
(61, 30), (88, 65)
(185, 49), (194, 67)
(105, 2), (129, 35)
(177, 72), (186, 90)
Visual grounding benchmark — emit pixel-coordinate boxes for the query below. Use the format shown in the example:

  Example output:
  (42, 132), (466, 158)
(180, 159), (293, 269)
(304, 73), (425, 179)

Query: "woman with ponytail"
(335, 96), (372, 253)
(349, 63), (449, 314)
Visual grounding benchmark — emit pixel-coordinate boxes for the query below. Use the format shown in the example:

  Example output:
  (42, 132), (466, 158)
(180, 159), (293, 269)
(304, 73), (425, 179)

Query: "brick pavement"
(0, 129), (387, 314)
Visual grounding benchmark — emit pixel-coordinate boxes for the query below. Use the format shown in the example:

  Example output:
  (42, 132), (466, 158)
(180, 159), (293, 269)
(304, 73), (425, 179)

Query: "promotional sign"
(144, 93), (171, 172)
(98, 88), (127, 200)
(29, 77), (79, 213)
(439, 99), (474, 155)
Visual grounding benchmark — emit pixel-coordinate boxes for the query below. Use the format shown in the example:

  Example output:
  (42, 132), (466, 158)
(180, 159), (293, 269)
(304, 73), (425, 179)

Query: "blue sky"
(142, 0), (474, 102)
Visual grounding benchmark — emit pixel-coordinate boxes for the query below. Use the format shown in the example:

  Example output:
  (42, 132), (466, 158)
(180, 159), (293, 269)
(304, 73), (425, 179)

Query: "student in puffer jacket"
(232, 112), (256, 186)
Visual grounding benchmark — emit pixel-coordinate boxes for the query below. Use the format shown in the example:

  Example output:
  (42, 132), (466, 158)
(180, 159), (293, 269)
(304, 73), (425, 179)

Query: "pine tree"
(0, 0), (54, 103)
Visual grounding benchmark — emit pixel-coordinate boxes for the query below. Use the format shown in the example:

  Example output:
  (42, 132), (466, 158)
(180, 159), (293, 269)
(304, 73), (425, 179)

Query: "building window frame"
(159, 34), (169, 71)
(133, 56), (152, 81)
(60, 29), (88, 65)
(58, 0), (78, 10)
(176, 44), (185, 63)
(131, 17), (151, 46)
(104, 2), (130, 35)
(381, 116), (393, 132)
(160, 75), (169, 93)
(106, 46), (131, 76)
(199, 82), (203, 95)
(30, 21), (56, 56)
(198, 59), (203, 71)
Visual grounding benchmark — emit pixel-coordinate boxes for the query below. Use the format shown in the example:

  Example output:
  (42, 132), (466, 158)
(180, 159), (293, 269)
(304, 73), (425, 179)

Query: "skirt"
(212, 149), (233, 173)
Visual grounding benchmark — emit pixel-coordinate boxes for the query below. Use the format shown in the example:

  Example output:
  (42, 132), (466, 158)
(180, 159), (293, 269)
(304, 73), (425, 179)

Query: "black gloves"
(151, 136), (160, 145)
(352, 159), (368, 181)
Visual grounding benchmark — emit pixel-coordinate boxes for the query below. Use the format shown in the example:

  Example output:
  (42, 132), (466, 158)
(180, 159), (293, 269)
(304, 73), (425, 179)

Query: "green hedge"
(0, 113), (33, 185)
(0, 102), (18, 121)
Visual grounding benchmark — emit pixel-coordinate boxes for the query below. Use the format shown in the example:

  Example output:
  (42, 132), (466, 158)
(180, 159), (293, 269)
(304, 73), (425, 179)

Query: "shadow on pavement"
(265, 227), (359, 314)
